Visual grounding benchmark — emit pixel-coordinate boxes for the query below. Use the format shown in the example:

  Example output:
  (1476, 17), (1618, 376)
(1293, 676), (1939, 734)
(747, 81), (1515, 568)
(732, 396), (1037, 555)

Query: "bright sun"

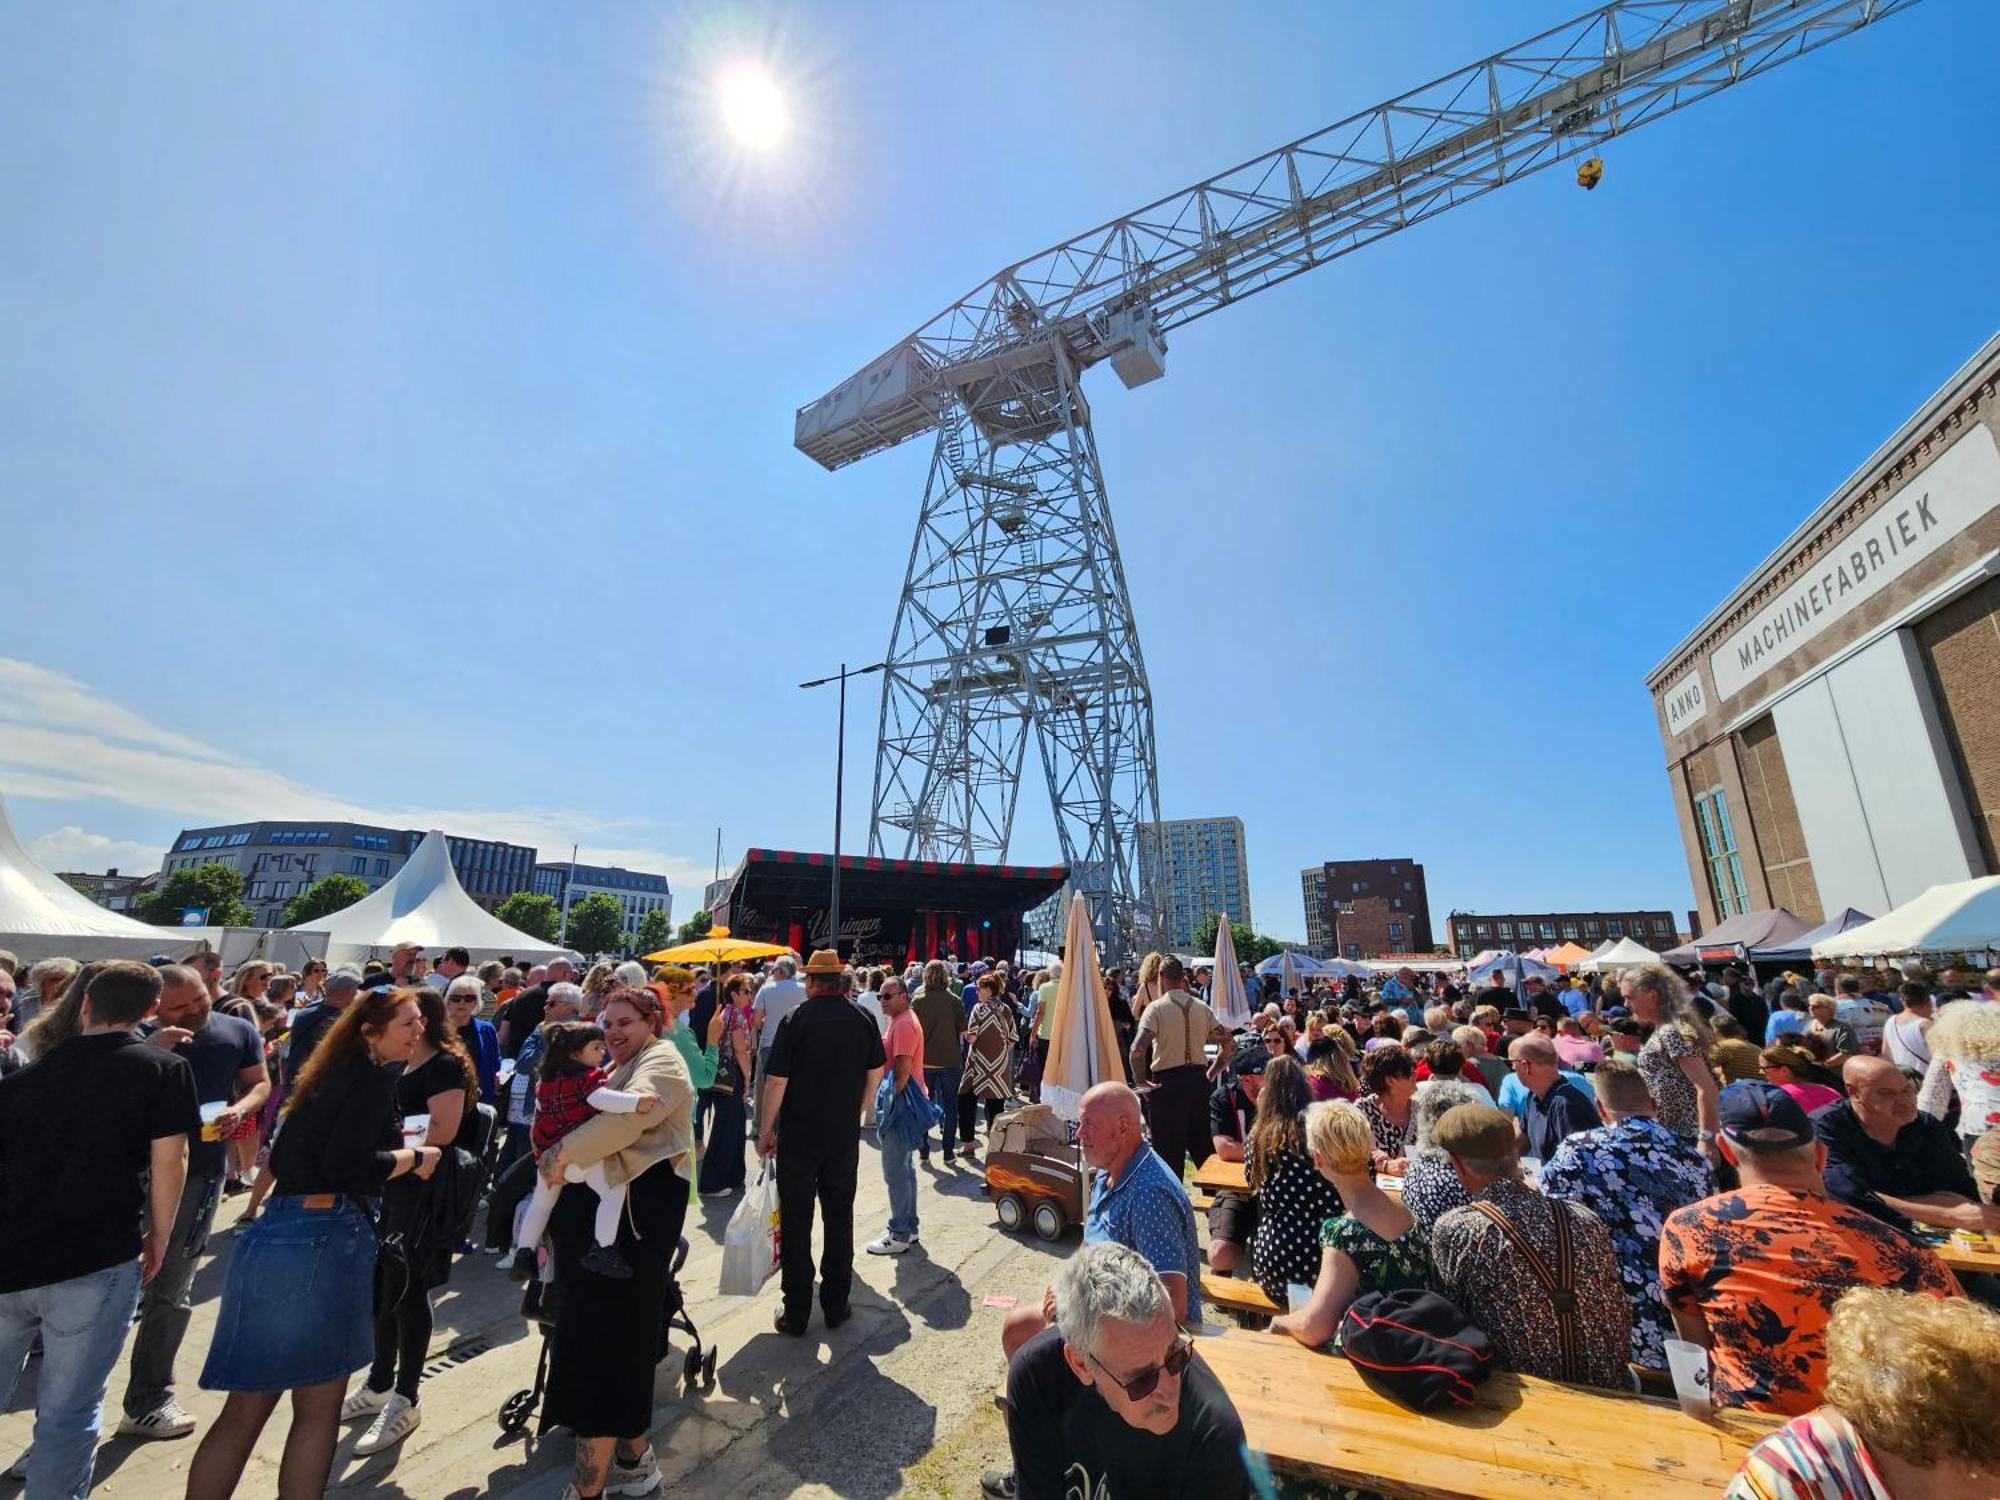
(716, 61), (786, 150)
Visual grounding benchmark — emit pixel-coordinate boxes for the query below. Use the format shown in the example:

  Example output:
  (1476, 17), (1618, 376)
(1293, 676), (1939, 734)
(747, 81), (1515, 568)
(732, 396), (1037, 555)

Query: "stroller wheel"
(702, 1348), (717, 1386)
(498, 1390), (536, 1435)
(682, 1348), (702, 1387)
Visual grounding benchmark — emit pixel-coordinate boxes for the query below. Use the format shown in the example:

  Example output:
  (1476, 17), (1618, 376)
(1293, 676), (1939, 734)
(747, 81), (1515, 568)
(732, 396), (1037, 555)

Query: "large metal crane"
(794, 0), (1921, 959)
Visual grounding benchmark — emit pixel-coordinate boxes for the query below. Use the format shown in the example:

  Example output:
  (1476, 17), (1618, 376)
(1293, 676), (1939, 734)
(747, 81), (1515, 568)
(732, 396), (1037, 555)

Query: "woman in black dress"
(538, 986), (695, 1500)
(341, 987), (478, 1455)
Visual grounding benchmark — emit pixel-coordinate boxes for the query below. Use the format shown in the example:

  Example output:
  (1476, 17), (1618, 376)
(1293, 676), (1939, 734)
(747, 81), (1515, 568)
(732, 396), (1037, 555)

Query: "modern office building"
(1300, 867), (1333, 957)
(1647, 333), (2000, 929)
(161, 821), (537, 927)
(1446, 908), (1679, 959)
(1313, 858), (1433, 956)
(1138, 817), (1252, 949)
(534, 862), (672, 941)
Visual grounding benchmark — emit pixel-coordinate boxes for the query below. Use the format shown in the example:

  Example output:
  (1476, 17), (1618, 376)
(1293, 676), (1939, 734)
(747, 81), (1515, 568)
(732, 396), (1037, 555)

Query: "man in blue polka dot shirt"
(1001, 1082), (1202, 1359)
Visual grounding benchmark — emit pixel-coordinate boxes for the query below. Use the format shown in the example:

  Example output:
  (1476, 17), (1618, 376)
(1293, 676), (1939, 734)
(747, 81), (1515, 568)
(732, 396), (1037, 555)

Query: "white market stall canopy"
(0, 795), (201, 964)
(1811, 877), (2000, 961)
(1362, 957), (1466, 975)
(290, 829), (574, 965)
(1578, 936), (1662, 972)
(1466, 949), (1560, 985)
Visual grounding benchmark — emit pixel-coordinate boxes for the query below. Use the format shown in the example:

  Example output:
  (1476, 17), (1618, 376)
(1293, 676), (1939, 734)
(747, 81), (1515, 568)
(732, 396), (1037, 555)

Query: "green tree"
(281, 873), (370, 927)
(138, 863), (255, 928)
(635, 906), (673, 955)
(495, 890), (561, 943)
(564, 892), (625, 956)
(674, 908), (712, 945)
(1191, 912), (1286, 969)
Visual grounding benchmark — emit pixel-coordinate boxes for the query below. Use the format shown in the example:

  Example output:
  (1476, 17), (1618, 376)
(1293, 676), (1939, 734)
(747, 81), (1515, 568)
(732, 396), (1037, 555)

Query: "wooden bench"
(1191, 1157), (1249, 1194)
(1201, 1270), (1281, 1321)
(1197, 1325), (1779, 1498)
(1935, 1237), (2000, 1277)
(1190, 1191), (1216, 1212)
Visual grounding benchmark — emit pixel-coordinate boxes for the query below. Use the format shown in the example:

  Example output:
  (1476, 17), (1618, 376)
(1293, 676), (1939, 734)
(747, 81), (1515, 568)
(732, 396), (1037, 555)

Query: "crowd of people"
(0, 934), (1996, 1499)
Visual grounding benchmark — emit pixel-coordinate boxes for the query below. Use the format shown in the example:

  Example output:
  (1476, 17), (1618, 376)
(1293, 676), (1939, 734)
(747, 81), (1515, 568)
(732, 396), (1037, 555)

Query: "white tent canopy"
(290, 829), (574, 965)
(1811, 876), (2000, 961)
(0, 795), (199, 963)
(1466, 949), (1560, 985)
(1579, 936), (1662, 972)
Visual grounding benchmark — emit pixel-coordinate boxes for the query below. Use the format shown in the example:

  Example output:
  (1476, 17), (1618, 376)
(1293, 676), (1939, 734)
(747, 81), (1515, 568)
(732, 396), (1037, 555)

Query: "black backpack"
(1340, 1289), (1494, 1412)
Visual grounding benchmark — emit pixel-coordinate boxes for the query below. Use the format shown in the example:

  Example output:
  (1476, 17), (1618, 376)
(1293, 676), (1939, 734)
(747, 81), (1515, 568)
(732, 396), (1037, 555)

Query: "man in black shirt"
(1817, 1056), (1999, 1236)
(496, 956), (570, 1058)
(986, 1242), (1248, 1500)
(757, 949), (885, 1336)
(285, 964), (360, 1082)
(121, 965), (268, 1440)
(0, 960), (197, 1499)
(1203, 1040), (1272, 1275)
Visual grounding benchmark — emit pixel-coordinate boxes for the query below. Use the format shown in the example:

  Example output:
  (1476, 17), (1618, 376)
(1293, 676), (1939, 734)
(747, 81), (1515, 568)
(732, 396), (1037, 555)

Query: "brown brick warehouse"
(1647, 332), (2000, 930)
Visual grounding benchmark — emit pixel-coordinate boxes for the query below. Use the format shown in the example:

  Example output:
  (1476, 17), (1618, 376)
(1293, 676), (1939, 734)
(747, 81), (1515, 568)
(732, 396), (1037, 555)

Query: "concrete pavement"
(0, 1130), (1064, 1499)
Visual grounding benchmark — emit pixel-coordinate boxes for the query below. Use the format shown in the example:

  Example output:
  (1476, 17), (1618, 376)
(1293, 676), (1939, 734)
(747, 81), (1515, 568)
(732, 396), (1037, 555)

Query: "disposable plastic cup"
(199, 1101), (227, 1142)
(1662, 1338), (1713, 1419)
(1287, 1283), (1313, 1312)
(402, 1114), (430, 1145)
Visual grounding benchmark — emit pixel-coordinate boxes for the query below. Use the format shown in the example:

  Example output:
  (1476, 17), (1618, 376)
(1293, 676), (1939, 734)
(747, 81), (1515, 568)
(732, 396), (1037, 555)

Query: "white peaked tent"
(0, 796), (197, 963)
(290, 829), (574, 965)
(1579, 936), (1662, 972)
(1466, 949), (1560, 985)
(1811, 876), (2000, 960)
(1210, 918), (1255, 1029)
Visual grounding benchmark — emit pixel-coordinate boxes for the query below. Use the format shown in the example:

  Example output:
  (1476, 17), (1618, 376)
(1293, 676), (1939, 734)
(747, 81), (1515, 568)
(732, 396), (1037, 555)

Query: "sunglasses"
(1088, 1335), (1193, 1403)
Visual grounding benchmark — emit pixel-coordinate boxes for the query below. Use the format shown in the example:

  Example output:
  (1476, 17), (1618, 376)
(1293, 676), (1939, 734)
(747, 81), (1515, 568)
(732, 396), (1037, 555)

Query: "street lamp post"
(799, 660), (885, 955)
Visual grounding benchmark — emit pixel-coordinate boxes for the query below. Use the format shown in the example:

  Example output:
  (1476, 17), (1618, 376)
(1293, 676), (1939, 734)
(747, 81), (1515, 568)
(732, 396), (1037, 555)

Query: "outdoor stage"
(708, 847), (1067, 963)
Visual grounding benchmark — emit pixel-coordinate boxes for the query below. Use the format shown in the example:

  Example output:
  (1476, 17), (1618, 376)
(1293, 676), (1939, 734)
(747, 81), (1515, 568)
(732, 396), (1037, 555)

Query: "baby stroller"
(497, 1234), (718, 1436)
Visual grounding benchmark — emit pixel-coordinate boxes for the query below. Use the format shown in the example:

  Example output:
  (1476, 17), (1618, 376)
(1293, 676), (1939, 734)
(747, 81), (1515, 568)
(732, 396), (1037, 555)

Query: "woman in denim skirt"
(187, 987), (443, 1500)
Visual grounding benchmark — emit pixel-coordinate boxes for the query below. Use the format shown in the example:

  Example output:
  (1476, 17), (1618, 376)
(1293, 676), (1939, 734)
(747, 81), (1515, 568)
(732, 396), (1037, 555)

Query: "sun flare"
(716, 61), (787, 150)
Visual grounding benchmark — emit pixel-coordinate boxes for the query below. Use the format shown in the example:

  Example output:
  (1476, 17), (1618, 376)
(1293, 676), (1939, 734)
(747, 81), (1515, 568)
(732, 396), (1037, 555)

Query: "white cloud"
(0, 657), (714, 893)
(27, 825), (163, 875)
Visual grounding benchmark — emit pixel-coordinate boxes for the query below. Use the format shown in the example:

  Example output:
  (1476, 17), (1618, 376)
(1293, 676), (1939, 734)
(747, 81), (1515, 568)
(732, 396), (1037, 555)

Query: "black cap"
(1718, 1081), (1815, 1151)
(1607, 1017), (1643, 1037)
(1502, 1007), (1531, 1023)
(1228, 1043), (1274, 1079)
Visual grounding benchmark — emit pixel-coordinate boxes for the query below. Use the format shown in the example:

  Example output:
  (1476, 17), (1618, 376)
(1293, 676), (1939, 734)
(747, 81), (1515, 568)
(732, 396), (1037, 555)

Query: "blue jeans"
(880, 1113), (920, 1241)
(0, 1259), (143, 1499)
(924, 1066), (962, 1149)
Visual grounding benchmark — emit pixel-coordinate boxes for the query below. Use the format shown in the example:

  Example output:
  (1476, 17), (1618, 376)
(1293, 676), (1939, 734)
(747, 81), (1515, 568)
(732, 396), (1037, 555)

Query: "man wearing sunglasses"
(983, 1242), (1249, 1500)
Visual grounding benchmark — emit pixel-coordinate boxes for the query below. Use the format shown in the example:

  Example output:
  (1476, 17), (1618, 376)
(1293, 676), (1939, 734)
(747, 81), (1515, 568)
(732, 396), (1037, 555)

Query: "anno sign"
(1711, 426), (2000, 701)
(1661, 667), (1706, 737)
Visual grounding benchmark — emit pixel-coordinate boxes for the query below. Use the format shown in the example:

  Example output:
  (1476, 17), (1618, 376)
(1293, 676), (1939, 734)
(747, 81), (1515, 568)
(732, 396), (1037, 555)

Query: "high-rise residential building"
(534, 862), (673, 944)
(161, 821), (537, 927)
(1300, 867), (1333, 957)
(1138, 817), (1252, 950)
(1314, 858), (1434, 958)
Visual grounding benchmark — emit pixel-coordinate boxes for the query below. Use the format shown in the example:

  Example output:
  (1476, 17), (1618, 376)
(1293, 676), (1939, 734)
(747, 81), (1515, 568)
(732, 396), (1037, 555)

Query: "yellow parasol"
(1039, 894), (1125, 1122)
(641, 924), (794, 965)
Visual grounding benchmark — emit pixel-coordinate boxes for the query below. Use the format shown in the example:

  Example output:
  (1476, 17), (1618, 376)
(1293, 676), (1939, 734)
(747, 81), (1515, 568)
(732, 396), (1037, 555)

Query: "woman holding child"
(538, 985), (696, 1500)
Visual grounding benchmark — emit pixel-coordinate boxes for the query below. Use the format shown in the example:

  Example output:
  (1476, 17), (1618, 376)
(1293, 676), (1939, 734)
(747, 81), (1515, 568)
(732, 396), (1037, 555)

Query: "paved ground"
(0, 1131), (1071, 1499)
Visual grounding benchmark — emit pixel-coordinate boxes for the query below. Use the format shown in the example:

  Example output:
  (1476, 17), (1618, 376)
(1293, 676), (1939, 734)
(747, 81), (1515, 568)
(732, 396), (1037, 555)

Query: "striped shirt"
(1726, 1409), (1891, 1500)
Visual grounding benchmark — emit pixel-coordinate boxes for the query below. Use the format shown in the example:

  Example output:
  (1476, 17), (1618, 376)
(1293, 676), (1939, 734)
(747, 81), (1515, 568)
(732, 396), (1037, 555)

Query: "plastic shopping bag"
(719, 1162), (781, 1296)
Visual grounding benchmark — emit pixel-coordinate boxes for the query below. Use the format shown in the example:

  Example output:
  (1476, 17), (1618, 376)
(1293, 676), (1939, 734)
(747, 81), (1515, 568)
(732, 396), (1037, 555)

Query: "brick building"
(1315, 858), (1433, 957)
(1646, 332), (2000, 930)
(1446, 909), (1679, 959)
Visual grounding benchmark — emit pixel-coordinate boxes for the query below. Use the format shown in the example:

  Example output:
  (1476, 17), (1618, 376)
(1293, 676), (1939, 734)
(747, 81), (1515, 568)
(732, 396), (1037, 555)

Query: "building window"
(1389, 922), (1405, 944)
(249, 881), (267, 899)
(1343, 944), (1360, 960)
(1610, 920), (1624, 937)
(374, 859), (390, 877)
(1694, 786), (1750, 918)
(1497, 922), (1514, 940)
(1560, 922), (1578, 939)
(1583, 921), (1602, 940)
(273, 881), (290, 899)
(351, 856), (368, 875)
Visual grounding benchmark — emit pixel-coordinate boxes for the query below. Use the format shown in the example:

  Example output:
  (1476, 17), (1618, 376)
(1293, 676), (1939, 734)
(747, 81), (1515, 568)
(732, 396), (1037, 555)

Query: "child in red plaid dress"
(513, 1022), (658, 1278)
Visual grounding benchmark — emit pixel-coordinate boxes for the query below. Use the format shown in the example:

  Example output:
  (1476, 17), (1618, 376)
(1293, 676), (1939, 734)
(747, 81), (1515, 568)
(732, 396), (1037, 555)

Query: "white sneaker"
(605, 1441), (663, 1496)
(340, 1384), (392, 1422)
(353, 1393), (420, 1456)
(865, 1233), (915, 1255)
(117, 1399), (197, 1440)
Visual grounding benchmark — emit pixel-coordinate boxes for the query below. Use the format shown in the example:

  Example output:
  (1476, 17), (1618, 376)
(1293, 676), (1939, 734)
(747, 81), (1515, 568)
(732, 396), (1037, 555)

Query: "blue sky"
(2, 2), (1996, 940)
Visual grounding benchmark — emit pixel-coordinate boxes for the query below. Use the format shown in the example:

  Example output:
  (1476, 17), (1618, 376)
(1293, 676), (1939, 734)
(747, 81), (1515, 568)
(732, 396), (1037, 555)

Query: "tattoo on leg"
(573, 1442), (612, 1496)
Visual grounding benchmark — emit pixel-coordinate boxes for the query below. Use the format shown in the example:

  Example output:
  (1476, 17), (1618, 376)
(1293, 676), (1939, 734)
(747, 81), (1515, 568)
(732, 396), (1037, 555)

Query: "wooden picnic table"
(1191, 1156), (1403, 1202)
(1196, 1325), (1778, 1500)
(1935, 1237), (2000, 1277)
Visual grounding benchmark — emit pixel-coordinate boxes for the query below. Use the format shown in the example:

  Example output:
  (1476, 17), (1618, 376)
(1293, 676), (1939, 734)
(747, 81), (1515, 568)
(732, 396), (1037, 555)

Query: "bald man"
(1814, 1056), (1998, 1236)
(999, 1083), (1204, 1359)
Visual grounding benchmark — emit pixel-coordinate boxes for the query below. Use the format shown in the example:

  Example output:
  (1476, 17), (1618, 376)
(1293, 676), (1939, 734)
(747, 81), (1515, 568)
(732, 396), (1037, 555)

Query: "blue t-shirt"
(1497, 1067), (1592, 1120)
(141, 1011), (263, 1177)
(1085, 1147), (1203, 1322)
(1766, 1010), (1808, 1045)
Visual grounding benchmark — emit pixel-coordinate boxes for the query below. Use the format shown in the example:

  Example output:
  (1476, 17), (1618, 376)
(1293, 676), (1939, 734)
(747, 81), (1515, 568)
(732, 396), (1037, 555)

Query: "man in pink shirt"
(869, 978), (929, 1256)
